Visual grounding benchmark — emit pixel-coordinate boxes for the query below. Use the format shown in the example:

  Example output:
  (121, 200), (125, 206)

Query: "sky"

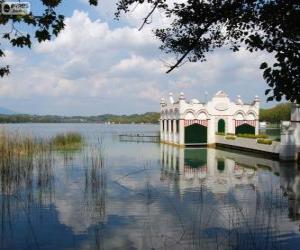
(0, 0), (277, 115)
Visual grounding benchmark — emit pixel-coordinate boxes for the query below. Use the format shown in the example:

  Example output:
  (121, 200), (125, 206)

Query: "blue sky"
(0, 0), (277, 115)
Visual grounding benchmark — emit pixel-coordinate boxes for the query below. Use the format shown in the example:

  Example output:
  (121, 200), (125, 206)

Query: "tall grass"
(0, 130), (43, 158)
(51, 132), (84, 150)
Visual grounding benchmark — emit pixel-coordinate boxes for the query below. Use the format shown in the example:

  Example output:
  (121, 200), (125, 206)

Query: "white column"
(168, 119), (173, 143)
(179, 119), (185, 145)
(163, 120), (168, 142)
(255, 119), (259, 135)
(173, 119), (178, 144)
(207, 118), (215, 145)
(279, 103), (300, 161)
(160, 119), (164, 141)
(178, 147), (184, 172)
(291, 103), (300, 146)
(227, 117), (235, 134)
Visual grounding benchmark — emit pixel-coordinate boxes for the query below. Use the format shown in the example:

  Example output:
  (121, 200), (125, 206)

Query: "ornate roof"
(215, 90), (228, 97)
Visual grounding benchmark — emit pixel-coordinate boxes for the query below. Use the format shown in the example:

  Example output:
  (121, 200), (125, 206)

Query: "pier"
(119, 134), (160, 143)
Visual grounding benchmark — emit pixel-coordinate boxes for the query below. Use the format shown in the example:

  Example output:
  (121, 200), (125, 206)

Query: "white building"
(160, 91), (260, 146)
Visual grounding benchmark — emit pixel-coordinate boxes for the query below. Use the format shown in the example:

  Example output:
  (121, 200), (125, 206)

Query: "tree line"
(0, 112), (160, 124)
(0, 104), (292, 124)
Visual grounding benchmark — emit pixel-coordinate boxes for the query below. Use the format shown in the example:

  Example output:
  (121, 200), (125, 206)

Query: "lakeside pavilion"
(160, 91), (260, 146)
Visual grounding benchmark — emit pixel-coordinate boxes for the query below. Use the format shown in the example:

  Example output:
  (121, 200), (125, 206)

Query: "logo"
(1, 2), (30, 15)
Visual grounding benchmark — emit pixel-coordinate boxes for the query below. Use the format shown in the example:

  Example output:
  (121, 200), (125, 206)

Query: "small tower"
(236, 95), (243, 105)
(254, 95), (260, 109)
(169, 92), (174, 104)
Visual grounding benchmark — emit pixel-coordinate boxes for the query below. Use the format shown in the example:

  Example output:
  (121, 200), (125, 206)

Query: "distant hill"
(0, 107), (16, 115)
(0, 112), (160, 124)
(0, 104), (292, 124)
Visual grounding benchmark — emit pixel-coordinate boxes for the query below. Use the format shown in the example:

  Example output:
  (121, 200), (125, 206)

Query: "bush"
(237, 133), (268, 139)
(255, 134), (268, 139)
(257, 139), (273, 145)
(226, 133), (235, 136)
(225, 135), (236, 140)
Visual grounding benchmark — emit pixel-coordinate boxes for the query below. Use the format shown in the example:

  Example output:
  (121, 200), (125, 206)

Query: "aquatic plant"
(0, 130), (46, 160)
(51, 132), (84, 150)
(83, 137), (106, 224)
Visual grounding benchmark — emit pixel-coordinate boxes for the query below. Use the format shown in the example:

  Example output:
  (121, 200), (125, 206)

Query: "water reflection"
(160, 144), (300, 249)
(1, 124), (300, 250)
(161, 145), (259, 194)
(0, 152), (55, 250)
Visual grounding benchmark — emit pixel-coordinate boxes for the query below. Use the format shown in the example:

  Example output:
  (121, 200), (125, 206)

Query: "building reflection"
(279, 165), (300, 221)
(160, 144), (258, 194)
(161, 144), (300, 227)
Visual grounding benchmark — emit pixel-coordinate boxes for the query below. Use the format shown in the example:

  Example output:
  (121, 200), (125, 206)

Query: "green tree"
(260, 103), (291, 123)
(0, 0), (98, 77)
(116, 0), (300, 103)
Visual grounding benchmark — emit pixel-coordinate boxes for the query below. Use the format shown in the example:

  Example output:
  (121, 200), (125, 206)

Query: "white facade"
(160, 91), (260, 146)
(280, 103), (300, 161)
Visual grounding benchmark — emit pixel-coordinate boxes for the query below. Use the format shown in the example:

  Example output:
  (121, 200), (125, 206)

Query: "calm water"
(0, 124), (299, 250)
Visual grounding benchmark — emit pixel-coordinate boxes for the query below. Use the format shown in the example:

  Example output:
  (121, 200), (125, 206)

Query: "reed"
(51, 132), (84, 150)
(0, 130), (46, 159)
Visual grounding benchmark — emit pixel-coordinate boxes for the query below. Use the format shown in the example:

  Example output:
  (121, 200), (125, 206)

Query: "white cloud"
(0, 8), (276, 114)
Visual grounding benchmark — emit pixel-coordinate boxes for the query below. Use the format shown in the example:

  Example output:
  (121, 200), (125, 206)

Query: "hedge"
(257, 139), (273, 145)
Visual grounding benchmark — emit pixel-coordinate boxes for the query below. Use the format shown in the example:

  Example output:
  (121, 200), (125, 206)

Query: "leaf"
(265, 89), (271, 95)
(89, 0), (98, 6)
(42, 0), (62, 7)
(260, 62), (268, 69)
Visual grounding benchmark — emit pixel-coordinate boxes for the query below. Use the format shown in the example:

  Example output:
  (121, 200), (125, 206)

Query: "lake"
(0, 124), (299, 250)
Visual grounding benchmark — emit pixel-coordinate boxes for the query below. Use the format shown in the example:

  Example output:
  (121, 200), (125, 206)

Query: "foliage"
(0, 112), (160, 124)
(0, 0), (98, 76)
(260, 103), (291, 123)
(237, 133), (268, 139)
(226, 133), (235, 136)
(257, 138), (273, 145)
(51, 132), (84, 150)
(225, 135), (236, 140)
(116, 0), (300, 103)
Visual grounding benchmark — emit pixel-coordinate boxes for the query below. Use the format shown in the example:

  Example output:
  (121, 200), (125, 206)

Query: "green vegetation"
(0, 130), (85, 160)
(237, 134), (268, 139)
(218, 133), (268, 140)
(0, 130), (44, 157)
(51, 132), (84, 150)
(225, 135), (236, 140)
(0, 112), (160, 124)
(260, 103), (291, 123)
(0, 103), (292, 125)
(257, 139), (273, 145)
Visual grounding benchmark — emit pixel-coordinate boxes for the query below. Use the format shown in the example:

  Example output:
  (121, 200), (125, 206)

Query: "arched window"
(218, 119), (225, 133)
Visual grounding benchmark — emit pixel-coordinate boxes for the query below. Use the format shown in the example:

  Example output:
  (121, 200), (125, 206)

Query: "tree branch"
(138, 1), (159, 31)
(166, 23), (213, 74)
